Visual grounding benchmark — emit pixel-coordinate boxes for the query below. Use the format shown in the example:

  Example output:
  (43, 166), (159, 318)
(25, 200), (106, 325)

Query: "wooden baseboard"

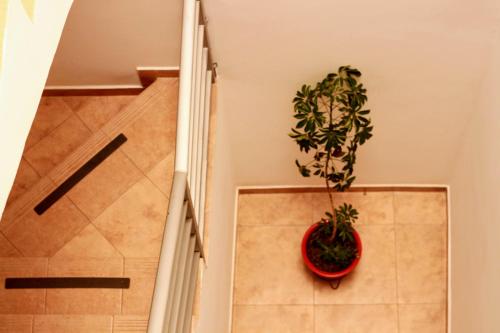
(43, 87), (144, 96)
(43, 66), (180, 96)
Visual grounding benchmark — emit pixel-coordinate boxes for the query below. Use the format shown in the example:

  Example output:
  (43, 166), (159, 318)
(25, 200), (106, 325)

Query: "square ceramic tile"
(0, 258), (47, 314)
(0, 315), (33, 332)
(234, 226), (314, 305)
(24, 97), (73, 150)
(232, 305), (314, 333)
(314, 305), (398, 332)
(399, 303), (446, 333)
(6, 158), (41, 205)
(336, 191), (394, 224)
(146, 152), (175, 197)
(33, 315), (112, 333)
(238, 193), (313, 225)
(396, 224), (446, 304)
(119, 93), (177, 173)
(3, 197), (89, 257)
(52, 224), (122, 258)
(314, 225), (397, 304)
(394, 191), (447, 224)
(63, 96), (135, 132)
(45, 258), (123, 315)
(113, 315), (148, 333)
(122, 258), (158, 315)
(93, 178), (168, 258)
(24, 115), (92, 176)
(66, 150), (143, 221)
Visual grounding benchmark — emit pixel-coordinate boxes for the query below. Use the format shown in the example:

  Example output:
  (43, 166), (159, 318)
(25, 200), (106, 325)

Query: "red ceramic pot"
(301, 222), (362, 279)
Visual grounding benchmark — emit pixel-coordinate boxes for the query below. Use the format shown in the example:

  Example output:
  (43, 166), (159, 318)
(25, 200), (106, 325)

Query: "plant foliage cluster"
(290, 66), (373, 269)
(311, 204), (359, 269)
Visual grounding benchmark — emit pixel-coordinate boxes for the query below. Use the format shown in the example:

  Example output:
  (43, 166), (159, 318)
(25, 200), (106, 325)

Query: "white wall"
(46, 0), (182, 86)
(450, 36), (500, 333)
(0, 0), (73, 218)
(196, 85), (236, 333)
(203, 0), (499, 187)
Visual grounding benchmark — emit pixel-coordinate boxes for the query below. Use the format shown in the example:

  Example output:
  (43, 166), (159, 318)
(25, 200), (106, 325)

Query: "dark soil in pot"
(306, 227), (359, 273)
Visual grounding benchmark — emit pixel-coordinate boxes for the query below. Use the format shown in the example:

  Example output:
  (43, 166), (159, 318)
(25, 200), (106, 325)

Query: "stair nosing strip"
(34, 133), (127, 215)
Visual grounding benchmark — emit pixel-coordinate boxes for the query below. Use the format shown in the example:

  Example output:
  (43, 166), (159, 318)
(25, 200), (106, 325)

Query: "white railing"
(147, 0), (213, 332)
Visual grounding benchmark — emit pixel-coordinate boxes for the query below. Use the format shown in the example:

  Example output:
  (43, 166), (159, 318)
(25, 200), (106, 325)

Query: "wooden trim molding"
(43, 66), (180, 96)
(137, 66), (180, 88)
(43, 87), (144, 96)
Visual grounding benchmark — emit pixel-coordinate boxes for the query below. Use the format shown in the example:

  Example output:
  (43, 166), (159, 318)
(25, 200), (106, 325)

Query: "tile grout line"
(48, 195), (93, 256)
(0, 229), (24, 257)
(23, 99), (74, 153)
(22, 157), (43, 179)
(145, 172), (171, 200)
(74, 160), (143, 255)
(24, 112), (80, 163)
(141, 153), (175, 200)
(90, 220), (128, 260)
(392, 191), (401, 333)
(72, 104), (98, 134)
(63, 193), (128, 261)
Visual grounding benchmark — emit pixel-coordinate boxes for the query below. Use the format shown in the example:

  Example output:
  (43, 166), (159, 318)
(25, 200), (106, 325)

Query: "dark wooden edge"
(137, 68), (180, 88)
(43, 88), (144, 96)
(5, 277), (130, 289)
(34, 134), (127, 215)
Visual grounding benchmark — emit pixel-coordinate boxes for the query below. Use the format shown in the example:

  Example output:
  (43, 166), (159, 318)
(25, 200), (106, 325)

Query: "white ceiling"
(46, 0), (182, 86)
(203, 0), (500, 185)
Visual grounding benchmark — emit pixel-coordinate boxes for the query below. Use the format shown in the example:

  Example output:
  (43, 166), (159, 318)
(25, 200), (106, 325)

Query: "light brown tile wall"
(233, 189), (448, 333)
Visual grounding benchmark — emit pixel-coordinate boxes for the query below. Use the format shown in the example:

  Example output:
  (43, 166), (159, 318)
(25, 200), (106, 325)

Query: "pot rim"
(301, 222), (362, 279)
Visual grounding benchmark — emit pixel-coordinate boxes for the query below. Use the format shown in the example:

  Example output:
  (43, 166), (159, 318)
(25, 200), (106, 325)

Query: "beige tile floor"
(234, 189), (448, 333)
(0, 79), (178, 332)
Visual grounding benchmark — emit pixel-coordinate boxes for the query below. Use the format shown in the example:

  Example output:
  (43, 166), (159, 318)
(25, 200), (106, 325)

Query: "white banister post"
(175, 0), (197, 173)
(187, 2), (200, 179)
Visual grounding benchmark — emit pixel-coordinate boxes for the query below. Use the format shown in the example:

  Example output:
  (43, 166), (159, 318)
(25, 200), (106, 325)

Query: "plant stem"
(326, 100), (338, 243)
(325, 152), (337, 239)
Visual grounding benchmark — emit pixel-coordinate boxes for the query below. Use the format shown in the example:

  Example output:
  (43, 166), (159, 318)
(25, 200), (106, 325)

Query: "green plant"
(289, 66), (373, 270)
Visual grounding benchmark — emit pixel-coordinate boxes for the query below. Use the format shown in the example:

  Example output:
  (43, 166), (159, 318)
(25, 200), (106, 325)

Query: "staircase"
(0, 78), (187, 332)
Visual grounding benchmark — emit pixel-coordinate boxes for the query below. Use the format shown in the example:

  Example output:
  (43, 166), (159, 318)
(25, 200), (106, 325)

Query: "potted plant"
(289, 66), (373, 287)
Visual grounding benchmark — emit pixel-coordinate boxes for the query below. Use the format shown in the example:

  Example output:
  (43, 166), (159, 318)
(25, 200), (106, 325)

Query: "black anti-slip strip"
(5, 277), (130, 289)
(34, 133), (127, 215)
